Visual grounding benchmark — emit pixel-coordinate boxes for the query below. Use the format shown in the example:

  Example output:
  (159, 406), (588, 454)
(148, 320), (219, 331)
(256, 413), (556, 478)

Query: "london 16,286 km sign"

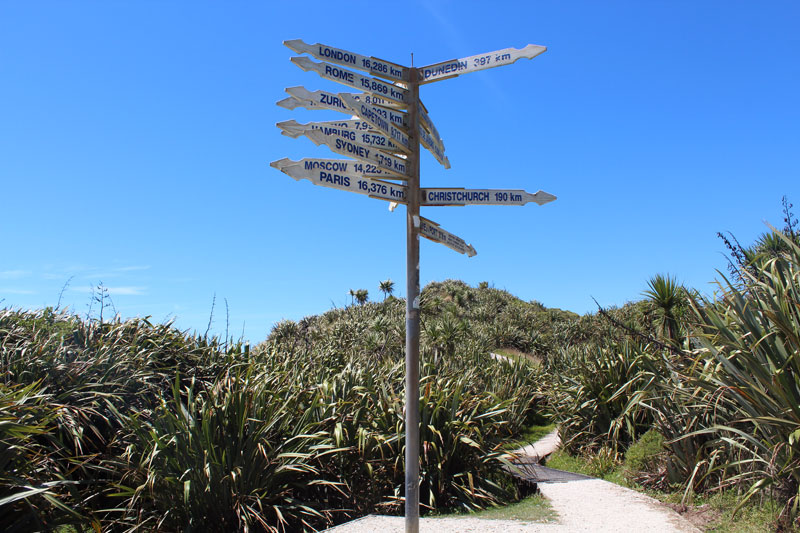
(271, 39), (555, 533)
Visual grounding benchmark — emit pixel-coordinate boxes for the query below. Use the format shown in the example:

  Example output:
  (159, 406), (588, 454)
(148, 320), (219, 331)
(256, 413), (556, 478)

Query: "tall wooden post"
(404, 66), (421, 533)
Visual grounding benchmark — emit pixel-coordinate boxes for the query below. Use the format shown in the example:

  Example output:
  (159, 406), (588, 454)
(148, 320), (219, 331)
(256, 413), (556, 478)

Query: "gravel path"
(512, 428), (561, 460)
(325, 428), (700, 532)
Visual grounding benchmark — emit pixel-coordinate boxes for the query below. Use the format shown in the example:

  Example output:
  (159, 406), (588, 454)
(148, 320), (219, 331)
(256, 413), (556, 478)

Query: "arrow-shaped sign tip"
(443, 157), (452, 170)
(290, 56), (314, 71)
(522, 44), (548, 58)
(531, 190), (557, 205)
(467, 245), (477, 258)
(270, 158), (293, 170)
(283, 39), (305, 53)
(276, 97), (300, 110)
(276, 120), (303, 138)
(279, 165), (304, 181)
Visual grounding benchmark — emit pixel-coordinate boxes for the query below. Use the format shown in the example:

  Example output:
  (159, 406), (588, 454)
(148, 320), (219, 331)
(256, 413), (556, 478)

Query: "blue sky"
(1, 1), (798, 342)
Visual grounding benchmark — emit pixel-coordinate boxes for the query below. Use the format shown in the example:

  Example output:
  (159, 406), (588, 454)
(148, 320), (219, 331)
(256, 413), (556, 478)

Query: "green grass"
(544, 449), (626, 486)
(545, 449), (792, 532)
(504, 423), (556, 451)
(434, 493), (557, 523)
(643, 490), (789, 532)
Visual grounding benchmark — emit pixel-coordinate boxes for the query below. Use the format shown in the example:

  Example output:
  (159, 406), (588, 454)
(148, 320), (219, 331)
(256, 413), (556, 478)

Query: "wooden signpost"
(419, 217), (477, 257)
(339, 93), (411, 151)
(302, 129), (410, 177)
(291, 56), (410, 105)
(422, 188), (556, 206)
(284, 39), (409, 82)
(272, 39), (553, 533)
(418, 44), (547, 84)
(271, 159), (407, 203)
(271, 157), (399, 179)
(277, 86), (406, 114)
(277, 119), (407, 154)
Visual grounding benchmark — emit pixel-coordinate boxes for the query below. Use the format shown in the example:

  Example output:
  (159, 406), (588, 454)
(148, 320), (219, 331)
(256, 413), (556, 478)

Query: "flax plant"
(682, 230), (800, 519)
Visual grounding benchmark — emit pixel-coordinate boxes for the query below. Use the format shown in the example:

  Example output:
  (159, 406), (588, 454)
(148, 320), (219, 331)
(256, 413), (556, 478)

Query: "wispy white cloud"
(0, 287), (36, 295)
(0, 270), (30, 279)
(71, 286), (147, 296)
(80, 265), (151, 279)
(115, 265), (151, 272)
(109, 286), (147, 296)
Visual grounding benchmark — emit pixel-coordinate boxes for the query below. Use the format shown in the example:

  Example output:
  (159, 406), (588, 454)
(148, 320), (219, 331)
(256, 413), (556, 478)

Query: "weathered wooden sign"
(291, 56), (409, 105)
(278, 119), (408, 154)
(422, 188), (556, 206)
(278, 86), (405, 113)
(277, 119), (371, 136)
(340, 93), (411, 152)
(418, 125), (450, 168)
(419, 44), (547, 84)
(271, 159), (406, 203)
(284, 39), (409, 82)
(418, 217), (477, 257)
(418, 107), (445, 152)
(303, 130), (409, 177)
(270, 157), (400, 179)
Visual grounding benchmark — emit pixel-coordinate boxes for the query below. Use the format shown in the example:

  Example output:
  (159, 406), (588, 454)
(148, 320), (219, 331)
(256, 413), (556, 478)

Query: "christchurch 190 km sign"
(271, 39), (555, 533)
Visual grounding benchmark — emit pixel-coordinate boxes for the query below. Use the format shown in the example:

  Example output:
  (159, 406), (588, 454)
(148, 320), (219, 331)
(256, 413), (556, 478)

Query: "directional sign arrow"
(291, 56), (409, 106)
(279, 86), (406, 113)
(419, 107), (445, 153)
(419, 44), (547, 84)
(421, 188), (556, 206)
(277, 119), (409, 154)
(418, 217), (476, 257)
(270, 159), (407, 203)
(418, 125), (450, 169)
(270, 157), (403, 179)
(276, 119), (372, 138)
(284, 39), (409, 82)
(339, 93), (410, 153)
(303, 129), (409, 178)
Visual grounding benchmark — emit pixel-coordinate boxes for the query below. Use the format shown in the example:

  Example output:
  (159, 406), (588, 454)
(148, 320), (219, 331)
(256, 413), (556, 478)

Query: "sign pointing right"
(418, 217), (476, 257)
(422, 188), (556, 206)
(419, 44), (547, 84)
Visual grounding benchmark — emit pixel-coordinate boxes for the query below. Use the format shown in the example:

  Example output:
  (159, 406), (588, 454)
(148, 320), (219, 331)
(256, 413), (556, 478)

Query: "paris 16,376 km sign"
(271, 38), (555, 533)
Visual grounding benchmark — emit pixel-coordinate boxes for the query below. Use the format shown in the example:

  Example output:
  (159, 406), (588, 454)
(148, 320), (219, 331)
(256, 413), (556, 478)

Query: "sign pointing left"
(270, 159), (407, 203)
(277, 119), (410, 154)
(271, 157), (401, 179)
(303, 129), (410, 178)
(291, 56), (409, 106)
(284, 39), (409, 82)
(279, 86), (406, 113)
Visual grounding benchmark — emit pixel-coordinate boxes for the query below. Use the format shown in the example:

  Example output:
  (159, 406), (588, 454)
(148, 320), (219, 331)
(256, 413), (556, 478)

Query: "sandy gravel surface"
(324, 515), (558, 532)
(325, 505), (698, 533)
(538, 478), (699, 532)
(326, 428), (700, 532)
(325, 486), (699, 533)
(512, 428), (561, 460)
